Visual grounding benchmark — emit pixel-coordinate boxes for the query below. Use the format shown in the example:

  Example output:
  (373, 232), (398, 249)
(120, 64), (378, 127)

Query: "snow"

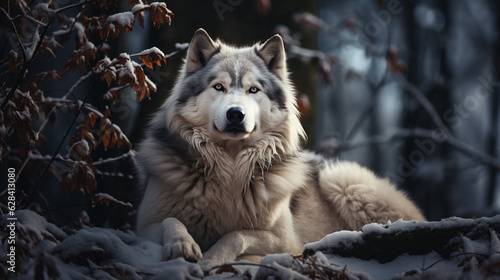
(306, 230), (364, 250)
(81, 41), (95, 51)
(112, 53), (137, 81)
(94, 56), (114, 73)
(54, 227), (160, 266)
(106, 12), (135, 30)
(135, 46), (166, 58)
(1, 210), (203, 279)
(328, 252), (456, 280)
(304, 216), (500, 279)
(3, 210), (499, 279)
(93, 192), (133, 208)
(131, 4), (148, 14)
(145, 75), (157, 92)
(176, 42), (190, 50)
(306, 216), (500, 255)
(12, 210), (67, 241)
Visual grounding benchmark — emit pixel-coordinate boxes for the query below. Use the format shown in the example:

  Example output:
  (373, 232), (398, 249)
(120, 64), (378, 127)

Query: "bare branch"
(22, 74), (96, 208)
(36, 72), (92, 137)
(345, 67), (390, 141)
(1, 17), (55, 110)
(21, 8), (47, 27)
(1, 0), (91, 111)
(0, 7), (27, 63)
(340, 128), (500, 170)
(93, 150), (135, 167)
(53, 0), (91, 14)
(392, 73), (452, 136)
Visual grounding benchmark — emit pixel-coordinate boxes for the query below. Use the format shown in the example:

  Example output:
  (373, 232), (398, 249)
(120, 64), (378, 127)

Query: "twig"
(15, 151), (37, 183)
(53, 0), (91, 14)
(93, 150), (135, 166)
(1, 15), (55, 110)
(393, 73), (452, 136)
(19, 149), (135, 173)
(345, 67), (390, 141)
(0, 1), (90, 111)
(36, 72), (92, 136)
(21, 8), (47, 27)
(211, 262), (278, 272)
(0, 7), (27, 63)
(305, 259), (330, 280)
(340, 128), (500, 170)
(423, 252), (491, 271)
(14, 72), (94, 183)
(22, 73), (96, 208)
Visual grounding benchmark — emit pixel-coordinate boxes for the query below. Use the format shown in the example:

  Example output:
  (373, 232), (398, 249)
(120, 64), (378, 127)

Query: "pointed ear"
(257, 34), (287, 80)
(186, 29), (219, 73)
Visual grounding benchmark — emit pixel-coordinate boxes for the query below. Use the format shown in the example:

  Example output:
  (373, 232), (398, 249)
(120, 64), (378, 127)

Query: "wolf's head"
(164, 29), (305, 158)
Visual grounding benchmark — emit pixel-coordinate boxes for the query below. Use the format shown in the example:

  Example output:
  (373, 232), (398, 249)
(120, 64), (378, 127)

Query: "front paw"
(162, 241), (202, 263)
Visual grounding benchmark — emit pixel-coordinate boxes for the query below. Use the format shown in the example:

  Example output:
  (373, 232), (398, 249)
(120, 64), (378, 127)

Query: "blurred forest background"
(1, 0), (500, 229)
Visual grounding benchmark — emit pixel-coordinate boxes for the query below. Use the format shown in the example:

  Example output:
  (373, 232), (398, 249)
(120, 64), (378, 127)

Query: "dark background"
(2, 0), (500, 229)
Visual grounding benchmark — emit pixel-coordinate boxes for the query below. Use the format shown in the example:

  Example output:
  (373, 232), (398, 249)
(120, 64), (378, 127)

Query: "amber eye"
(213, 83), (225, 92)
(249, 86), (259, 94)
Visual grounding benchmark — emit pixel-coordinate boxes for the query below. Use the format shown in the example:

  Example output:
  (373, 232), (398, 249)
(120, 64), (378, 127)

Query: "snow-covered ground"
(1, 210), (499, 279)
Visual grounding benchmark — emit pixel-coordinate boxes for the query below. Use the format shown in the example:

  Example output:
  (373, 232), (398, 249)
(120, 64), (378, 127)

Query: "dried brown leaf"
(103, 88), (120, 102)
(386, 45), (406, 74)
(64, 43), (96, 73)
(216, 264), (237, 274)
(148, 3), (174, 27)
(60, 161), (96, 196)
(8, 50), (23, 73)
(254, 0), (271, 15)
(68, 139), (92, 162)
(103, 129), (111, 149)
(137, 11), (145, 28)
(93, 193), (133, 208)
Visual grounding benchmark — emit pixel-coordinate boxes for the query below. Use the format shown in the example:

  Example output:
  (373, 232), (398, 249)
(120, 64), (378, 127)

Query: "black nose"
(226, 107), (244, 124)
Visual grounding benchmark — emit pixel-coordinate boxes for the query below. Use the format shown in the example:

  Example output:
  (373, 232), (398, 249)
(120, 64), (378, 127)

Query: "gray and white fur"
(136, 29), (424, 264)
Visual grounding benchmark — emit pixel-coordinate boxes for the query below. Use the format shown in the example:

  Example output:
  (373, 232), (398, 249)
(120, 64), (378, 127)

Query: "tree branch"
(21, 73), (96, 209)
(0, 7), (27, 63)
(303, 216), (500, 263)
(1, 1), (91, 111)
(393, 73), (452, 135)
(93, 150), (135, 167)
(36, 72), (92, 137)
(340, 128), (500, 170)
(345, 67), (390, 141)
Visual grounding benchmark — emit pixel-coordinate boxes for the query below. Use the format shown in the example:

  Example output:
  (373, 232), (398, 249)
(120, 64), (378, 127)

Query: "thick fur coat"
(136, 29), (424, 264)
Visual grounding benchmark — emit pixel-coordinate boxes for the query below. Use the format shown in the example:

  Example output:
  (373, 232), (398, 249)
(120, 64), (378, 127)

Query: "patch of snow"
(4, 210), (500, 279)
(150, 2), (171, 14)
(106, 12), (135, 28)
(81, 41), (95, 51)
(176, 42), (190, 50)
(131, 4), (148, 14)
(327, 251), (457, 280)
(53, 227), (161, 266)
(305, 230), (363, 251)
(93, 193), (133, 208)
(135, 46), (166, 58)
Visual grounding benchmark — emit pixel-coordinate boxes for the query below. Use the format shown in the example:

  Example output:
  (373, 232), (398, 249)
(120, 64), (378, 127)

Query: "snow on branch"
(1, 0), (179, 211)
(93, 193), (133, 208)
(3, 209), (499, 279)
(304, 216), (500, 263)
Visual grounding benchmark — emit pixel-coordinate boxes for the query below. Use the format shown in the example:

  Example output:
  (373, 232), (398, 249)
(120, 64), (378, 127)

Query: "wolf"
(136, 28), (424, 264)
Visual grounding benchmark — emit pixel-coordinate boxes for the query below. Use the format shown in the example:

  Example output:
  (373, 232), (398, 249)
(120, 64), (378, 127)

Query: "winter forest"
(1, 0), (500, 279)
